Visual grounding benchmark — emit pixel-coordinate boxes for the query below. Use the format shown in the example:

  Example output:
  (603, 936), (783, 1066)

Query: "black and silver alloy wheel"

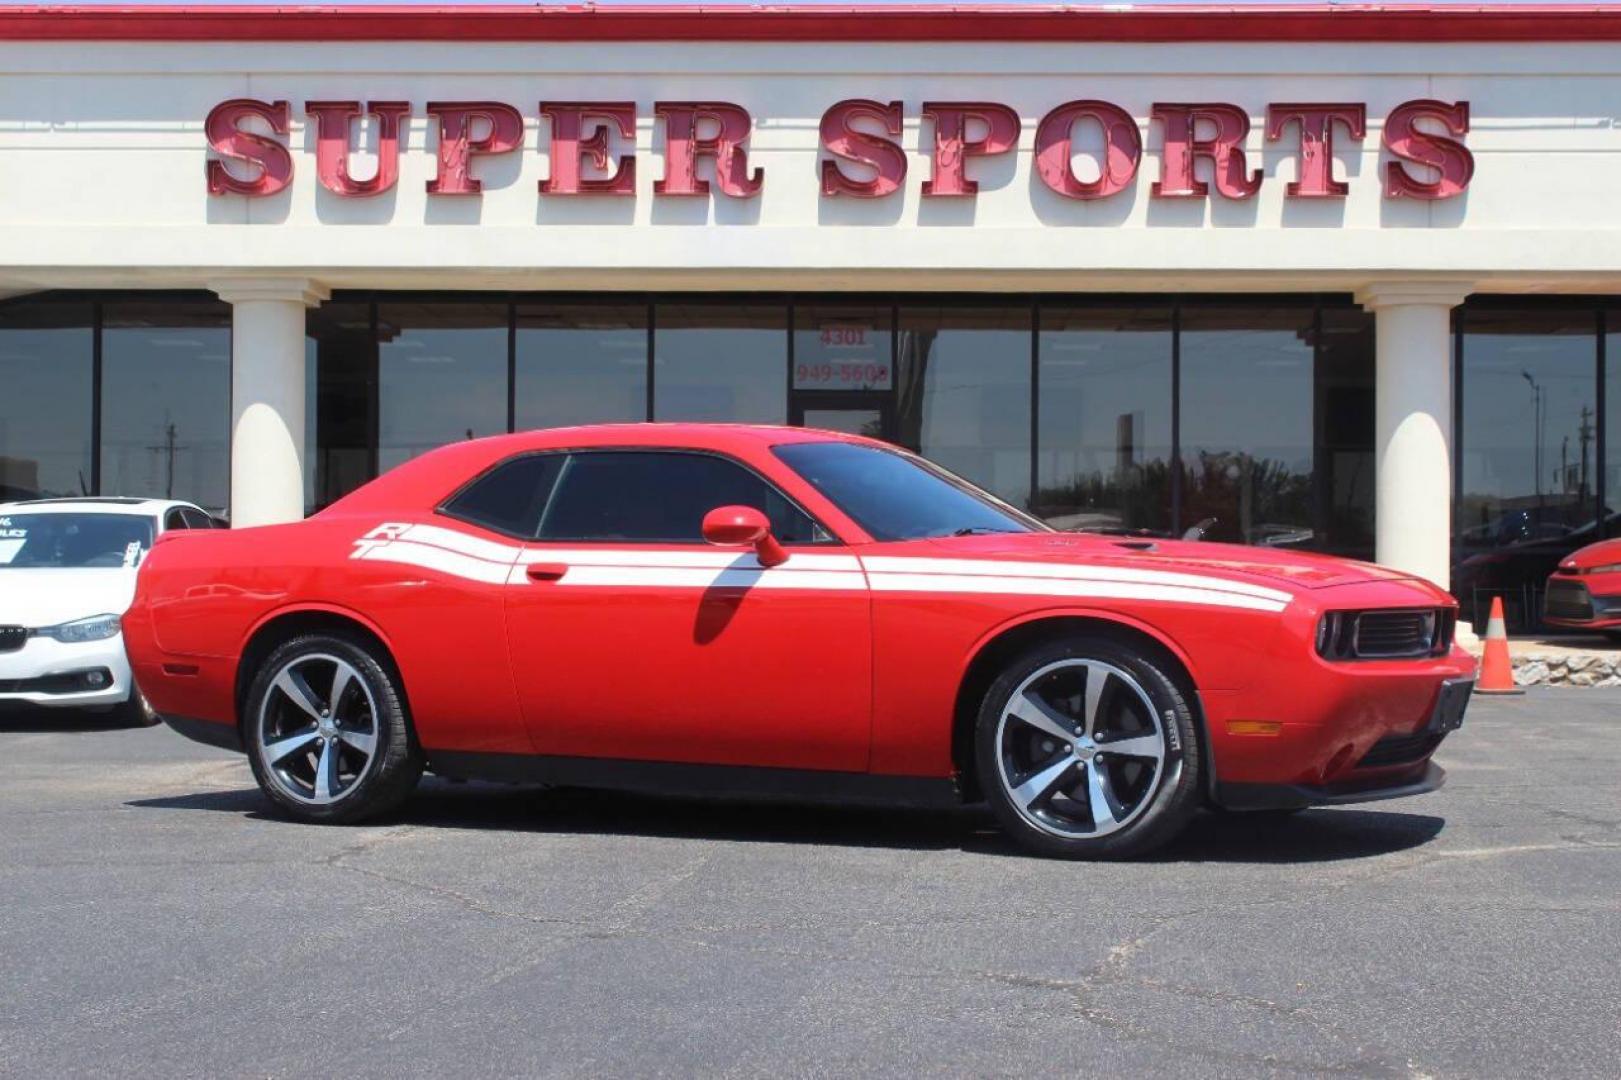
(976, 635), (1201, 859)
(995, 658), (1166, 840)
(243, 633), (422, 824)
(256, 653), (380, 805)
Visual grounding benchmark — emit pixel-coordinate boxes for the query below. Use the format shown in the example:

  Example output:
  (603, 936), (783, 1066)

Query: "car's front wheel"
(975, 635), (1202, 859)
(243, 634), (422, 824)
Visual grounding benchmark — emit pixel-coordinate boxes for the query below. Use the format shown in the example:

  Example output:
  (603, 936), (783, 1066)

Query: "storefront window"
(1035, 305), (1172, 533)
(1178, 306), (1316, 549)
(1459, 310), (1598, 546)
(100, 298), (231, 513)
(0, 299), (93, 501)
(1609, 314), (1621, 538)
(377, 301), (508, 472)
(515, 303), (648, 428)
(308, 300), (375, 511)
(1313, 307), (1376, 559)
(1456, 308), (1598, 627)
(897, 304), (1032, 508)
(653, 302), (787, 423)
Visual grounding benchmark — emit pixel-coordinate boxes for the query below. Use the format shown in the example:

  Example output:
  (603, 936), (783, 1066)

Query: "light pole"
(1521, 370), (1543, 503)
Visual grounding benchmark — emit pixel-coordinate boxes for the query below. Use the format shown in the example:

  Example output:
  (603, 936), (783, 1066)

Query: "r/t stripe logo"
(351, 522), (411, 559)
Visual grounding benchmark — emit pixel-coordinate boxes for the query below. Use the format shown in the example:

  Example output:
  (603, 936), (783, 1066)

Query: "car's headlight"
(38, 614), (123, 643)
(1586, 563), (1621, 575)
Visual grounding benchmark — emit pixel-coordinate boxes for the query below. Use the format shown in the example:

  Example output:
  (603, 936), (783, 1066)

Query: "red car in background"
(1544, 538), (1621, 636)
(123, 425), (1476, 858)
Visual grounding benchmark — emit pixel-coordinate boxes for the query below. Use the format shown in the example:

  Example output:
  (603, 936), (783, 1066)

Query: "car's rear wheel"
(975, 635), (1202, 859)
(243, 633), (422, 824)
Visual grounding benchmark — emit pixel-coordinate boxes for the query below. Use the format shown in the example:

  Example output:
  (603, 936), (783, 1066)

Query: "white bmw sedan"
(0, 497), (218, 722)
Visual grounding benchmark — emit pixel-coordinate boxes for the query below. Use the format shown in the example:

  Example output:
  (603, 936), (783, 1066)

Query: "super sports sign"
(203, 97), (1473, 205)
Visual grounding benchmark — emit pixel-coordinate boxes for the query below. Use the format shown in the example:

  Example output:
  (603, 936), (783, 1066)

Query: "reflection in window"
(653, 303), (787, 423)
(516, 303), (647, 428)
(0, 299), (93, 501)
(1459, 309), (1598, 551)
(100, 298), (231, 513)
(307, 300), (375, 512)
(1611, 319), (1621, 538)
(1313, 307), (1376, 559)
(1178, 307), (1316, 549)
(1036, 306), (1172, 533)
(538, 451), (819, 543)
(377, 302), (507, 473)
(897, 305), (1032, 508)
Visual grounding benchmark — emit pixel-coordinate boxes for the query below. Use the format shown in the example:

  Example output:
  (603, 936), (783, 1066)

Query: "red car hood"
(920, 533), (1424, 593)
(1558, 537), (1621, 571)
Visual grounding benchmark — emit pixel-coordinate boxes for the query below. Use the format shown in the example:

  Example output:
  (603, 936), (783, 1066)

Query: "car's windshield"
(0, 512), (155, 569)
(772, 442), (1046, 542)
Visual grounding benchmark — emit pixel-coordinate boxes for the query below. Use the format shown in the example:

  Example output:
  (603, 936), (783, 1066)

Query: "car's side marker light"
(1226, 720), (1283, 736)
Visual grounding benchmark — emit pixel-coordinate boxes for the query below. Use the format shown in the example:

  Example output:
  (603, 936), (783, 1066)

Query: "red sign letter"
(305, 100), (410, 197)
(540, 102), (636, 196)
(1266, 103), (1366, 198)
(921, 102), (1020, 197)
(205, 98), (292, 197)
(425, 101), (524, 195)
(1034, 100), (1141, 200)
(1150, 102), (1261, 200)
(653, 102), (763, 198)
(1383, 99), (1473, 200)
(819, 99), (906, 198)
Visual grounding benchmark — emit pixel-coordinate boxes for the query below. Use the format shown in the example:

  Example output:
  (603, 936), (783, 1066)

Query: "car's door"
(502, 448), (873, 771)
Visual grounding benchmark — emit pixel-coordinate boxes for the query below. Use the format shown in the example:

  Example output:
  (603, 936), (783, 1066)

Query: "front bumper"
(1543, 575), (1621, 629)
(0, 632), (132, 708)
(1216, 761), (1446, 811)
(1203, 635), (1477, 802)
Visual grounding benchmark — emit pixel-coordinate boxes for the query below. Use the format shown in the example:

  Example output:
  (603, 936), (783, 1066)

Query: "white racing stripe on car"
(371, 522), (523, 565)
(867, 572), (1289, 612)
(515, 548), (864, 572)
(546, 565), (869, 591)
(351, 539), (514, 585)
(860, 555), (1294, 605)
(349, 523), (1291, 610)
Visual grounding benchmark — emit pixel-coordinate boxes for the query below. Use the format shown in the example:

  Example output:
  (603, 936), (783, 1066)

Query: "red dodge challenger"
(124, 425), (1476, 858)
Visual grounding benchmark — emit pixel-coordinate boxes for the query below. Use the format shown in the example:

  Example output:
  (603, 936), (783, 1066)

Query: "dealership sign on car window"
(203, 97), (1473, 203)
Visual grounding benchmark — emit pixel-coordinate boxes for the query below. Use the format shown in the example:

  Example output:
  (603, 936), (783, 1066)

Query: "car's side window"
(180, 508), (214, 530)
(537, 451), (826, 544)
(441, 453), (566, 538)
(163, 509), (188, 531)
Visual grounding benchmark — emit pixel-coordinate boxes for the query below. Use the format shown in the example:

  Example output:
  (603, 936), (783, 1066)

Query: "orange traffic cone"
(1475, 596), (1523, 695)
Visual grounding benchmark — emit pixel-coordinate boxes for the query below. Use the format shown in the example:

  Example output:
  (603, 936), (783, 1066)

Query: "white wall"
(0, 39), (1618, 291)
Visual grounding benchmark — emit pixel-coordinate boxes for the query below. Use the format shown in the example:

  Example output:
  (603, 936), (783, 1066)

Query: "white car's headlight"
(39, 614), (123, 643)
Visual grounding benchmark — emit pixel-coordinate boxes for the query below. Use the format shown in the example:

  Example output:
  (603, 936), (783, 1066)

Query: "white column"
(211, 277), (329, 527)
(1355, 281), (1474, 593)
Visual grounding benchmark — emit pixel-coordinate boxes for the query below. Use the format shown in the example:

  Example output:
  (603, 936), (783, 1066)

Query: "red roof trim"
(3, 4), (1621, 44)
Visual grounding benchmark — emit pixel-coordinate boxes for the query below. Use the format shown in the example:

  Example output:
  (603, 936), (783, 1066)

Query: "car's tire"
(242, 633), (422, 824)
(975, 635), (1202, 859)
(113, 684), (162, 727)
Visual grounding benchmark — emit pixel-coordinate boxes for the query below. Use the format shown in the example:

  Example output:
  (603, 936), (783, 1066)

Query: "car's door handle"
(525, 563), (568, 583)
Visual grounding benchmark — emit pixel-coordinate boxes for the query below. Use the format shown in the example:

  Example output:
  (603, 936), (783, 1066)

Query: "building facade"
(2, 3), (1620, 629)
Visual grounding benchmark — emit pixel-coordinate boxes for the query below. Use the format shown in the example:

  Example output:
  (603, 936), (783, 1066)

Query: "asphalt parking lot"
(2, 692), (1617, 1079)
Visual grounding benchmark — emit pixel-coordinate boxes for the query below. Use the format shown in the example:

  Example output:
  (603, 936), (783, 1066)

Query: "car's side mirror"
(702, 505), (789, 568)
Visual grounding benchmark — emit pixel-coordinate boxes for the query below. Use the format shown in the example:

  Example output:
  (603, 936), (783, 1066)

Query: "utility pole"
(145, 420), (187, 499)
